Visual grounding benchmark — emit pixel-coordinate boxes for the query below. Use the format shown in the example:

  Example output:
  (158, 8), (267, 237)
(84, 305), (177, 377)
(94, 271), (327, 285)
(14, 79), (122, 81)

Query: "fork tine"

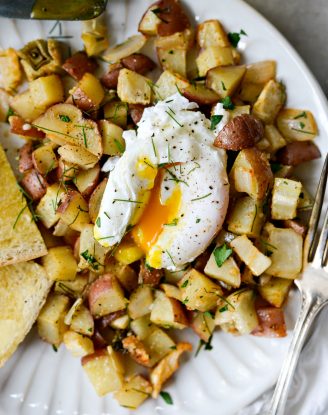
(308, 154), (328, 263)
(312, 206), (328, 267)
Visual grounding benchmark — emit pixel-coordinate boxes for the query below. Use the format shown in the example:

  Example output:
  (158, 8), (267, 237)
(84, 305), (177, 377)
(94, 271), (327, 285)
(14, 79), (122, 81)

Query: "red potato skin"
(193, 250), (211, 273)
(20, 169), (48, 201)
(129, 104), (146, 125)
(101, 63), (124, 89)
(121, 53), (156, 75)
(79, 166), (100, 199)
(282, 219), (307, 238)
(138, 261), (164, 286)
(182, 85), (220, 106)
(252, 306), (287, 338)
(18, 141), (34, 173)
(9, 115), (45, 139)
(72, 87), (96, 112)
(155, 0), (191, 36)
(276, 140), (321, 166)
(88, 274), (116, 316)
(81, 348), (107, 366)
(215, 114), (264, 150)
(99, 310), (126, 329)
(56, 190), (81, 215)
(62, 51), (98, 81)
(73, 236), (80, 262)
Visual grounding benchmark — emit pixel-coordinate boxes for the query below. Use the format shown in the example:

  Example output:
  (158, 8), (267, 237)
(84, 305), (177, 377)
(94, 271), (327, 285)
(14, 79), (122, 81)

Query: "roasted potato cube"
(10, 90), (44, 121)
(150, 342), (192, 398)
(252, 306), (287, 338)
(128, 285), (153, 319)
(103, 34), (146, 63)
(227, 196), (266, 237)
(82, 346), (124, 396)
(98, 120), (125, 156)
(71, 73), (105, 112)
(191, 311), (215, 342)
(78, 224), (107, 273)
(264, 224), (303, 279)
(276, 140), (321, 166)
(230, 235), (272, 276)
(88, 274), (127, 317)
(111, 314), (130, 330)
(150, 292), (188, 329)
(204, 250), (241, 288)
(32, 144), (58, 175)
(9, 115), (46, 139)
(114, 375), (152, 409)
(178, 268), (223, 312)
(139, 261), (163, 286)
(155, 29), (194, 50)
(101, 63), (123, 89)
(263, 124), (286, 153)
(271, 178), (302, 220)
(117, 68), (152, 105)
(58, 144), (99, 169)
(0, 88), (11, 122)
(206, 65), (246, 98)
(62, 51), (98, 81)
(252, 80), (286, 124)
(36, 183), (65, 228)
(160, 283), (182, 301)
(37, 293), (70, 346)
(0, 48), (22, 92)
(42, 246), (77, 281)
(105, 258), (138, 292)
(182, 83), (220, 106)
(130, 315), (154, 340)
(138, 5), (161, 35)
(122, 334), (151, 367)
(104, 101), (128, 128)
(276, 109), (318, 141)
(196, 47), (234, 77)
(54, 274), (88, 298)
(70, 304), (94, 336)
(258, 277), (293, 308)
(56, 158), (79, 182)
(114, 239), (144, 265)
(30, 74), (64, 111)
(81, 14), (109, 56)
(63, 330), (94, 357)
(57, 189), (90, 231)
(143, 327), (176, 366)
(20, 169), (48, 201)
(89, 178), (107, 223)
(122, 53), (156, 74)
(196, 20), (230, 48)
(75, 165), (100, 198)
(154, 69), (190, 100)
(229, 148), (273, 200)
(157, 48), (187, 77)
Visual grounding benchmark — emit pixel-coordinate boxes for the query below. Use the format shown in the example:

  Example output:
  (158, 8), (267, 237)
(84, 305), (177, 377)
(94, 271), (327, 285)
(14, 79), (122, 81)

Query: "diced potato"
(81, 15), (109, 56)
(157, 48), (187, 77)
(122, 334), (151, 367)
(20, 168), (48, 201)
(182, 82), (220, 106)
(264, 125), (286, 152)
(104, 101), (128, 128)
(143, 328), (176, 367)
(52, 219), (69, 237)
(32, 144), (58, 175)
(252, 80), (286, 124)
(128, 285), (153, 319)
(230, 235), (272, 276)
(196, 46), (234, 77)
(58, 144), (99, 169)
(150, 292), (188, 329)
(78, 224), (107, 273)
(36, 183), (66, 228)
(164, 267), (190, 284)
(54, 274), (89, 298)
(71, 73), (105, 112)
(239, 60), (276, 102)
(114, 239), (144, 265)
(75, 165), (100, 198)
(57, 190), (90, 231)
(62, 51), (98, 81)
(215, 289), (258, 335)
(63, 330), (94, 357)
(105, 258), (138, 292)
(258, 277), (293, 308)
(160, 283), (182, 301)
(150, 342), (192, 398)
(82, 346), (124, 396)
(0, 48), (22, 92)
(196, 20), (230, 48)
(191, 311), (215, 342)
(155, 29), (194, 50)
(70, 304), (94, 336)
(0, 88), (10, 122)
(117, 68), (152, 105)
(228, 105), (251, 118)
(154, 70), (190, 100)
(98, 120), (125, 156)
(111, 314), (130, 330)
(88, 274), (127, 317)
(130, 315), (154, 340)
(263, 224), (303, 279)
(89, 178), (107, 223)
(276, 109), (318, 141)
(138, 261), (164, 286)
(298, 186), (314, 211)
(178, 268), (223, 312)
(114, 375), (152, 410)
(37, 293), (70, 346)
(204, 250), (241, 288)
(229, 148), (273, 200)
(30, 74), (64, 111)
(271, 178), (302, 220)
(138, 6), (161, 35)
(10, 90), (44, 121)
(227, 196), (266, 237)
(252, 306), (287, 338)
(206, 65), (246, 98)
(42, 246), (77, 281)
(103, 34), (146, 62)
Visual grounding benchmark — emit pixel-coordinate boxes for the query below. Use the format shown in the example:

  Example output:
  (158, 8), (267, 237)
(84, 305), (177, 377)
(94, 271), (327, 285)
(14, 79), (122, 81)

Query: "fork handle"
(266, 291), (326, 415)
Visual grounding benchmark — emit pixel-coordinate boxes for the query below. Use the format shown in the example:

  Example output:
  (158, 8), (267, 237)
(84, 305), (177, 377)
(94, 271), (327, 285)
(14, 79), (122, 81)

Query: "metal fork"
(265, 154), (328, 415)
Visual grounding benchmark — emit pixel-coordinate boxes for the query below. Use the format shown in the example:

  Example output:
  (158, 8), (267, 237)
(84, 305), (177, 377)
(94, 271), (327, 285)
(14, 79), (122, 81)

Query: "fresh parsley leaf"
(195, 335), (213, 357)
(81, 249), (100, 270)
(114, 139), (125, 153)
(59, 114), (71, 122)
(204, 311), (214, 319)
(299, 121), (305, 129)
(182, 297), (189, 304)
(221, 96), (235, 110)
(270, 162), (282, 173)
(145, 262), (153, 271)
(210, 114), (223, 130)
(6, 107), (14, 121)
(160, 391), (173, 405)
(228, 29), (247, 48)
(219, 304), (229, 313)
(52, 345), (58, 352)
(213, 243), (232, 267)
(96, 217), (101, 227)
(181, 279), (189, 288)
(293, 111), (307, 119)
(196, 218), (201, 223)
(221, 80), (227, 91)
(165, 218), (179, 226)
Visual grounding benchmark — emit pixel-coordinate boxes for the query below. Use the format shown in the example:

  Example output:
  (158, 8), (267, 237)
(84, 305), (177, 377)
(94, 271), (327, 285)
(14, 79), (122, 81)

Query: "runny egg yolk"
(132, 170), (181, 260)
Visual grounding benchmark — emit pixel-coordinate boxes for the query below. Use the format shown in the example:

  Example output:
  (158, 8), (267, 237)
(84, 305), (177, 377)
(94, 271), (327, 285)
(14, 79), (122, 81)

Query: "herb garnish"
(59, 114), (71, 122)
(164, 167), (189, 186)
(270, 162), (282, 173)
(221, 81), (227, 91)
(293, 111), (307, 119)
(213, 243), (232, 267)
(165, 218), (179, 226)
(196, 218), (201, 223)
(151, 137), (158, 158)
(181, 279), (189, 288)
(165, 110), (183, 127)
(166, 250), (176, 266)
(113, 198), (143, 204)
(195, 334), (213, 357)
(291, 128), (314, 135)
(81, 249), (101, 270)
(13, 184), (40, 229)
(6, 107), (14, 122)
(160, 391), (173, 405)
(221, 96), (235, 110)
(210, 114), (223, 130)
(204, 311), (214, 319)
(96, 217), (101, 227)
(228, 29), (247, 48)
(191, 192), (212, 202)
(114, 139), (124, 153)
(52, 345), (58, 352)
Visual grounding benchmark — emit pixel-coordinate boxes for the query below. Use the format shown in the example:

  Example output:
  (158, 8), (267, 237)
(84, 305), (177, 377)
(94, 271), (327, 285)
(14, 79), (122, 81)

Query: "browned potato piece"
(229, 148), (273, 200)
(71, 73), (105, 112)
(122, 53), (156, 74)
(139, 261), (163, 286)
(157, 48), (187, 77)
(57, 144), (99, 169)
(196, 19), (230, 48)
(150, 294), (189, 329)
(154, 0), (191, 37)
(129, 104), (146, 125)
(182, 83), (220, 105)
(89, 178), (107, 223)
(252, 307), (287, 338)
(155, 29), (194, 50)
(276, 141), (321, 166)
(57, 190), (90, 231)
(0, 88), (10, 122)
(62, 51), (98, 81)
(138, 4), (161, 35)
(196, 47), (234, 77)
(9, 115), (45, 139)
(276, 109), (318, 141)
(32, 144), (58, 176)
(104, 101), (128, 128)
(117, 69), (152, 105)
(19, 142), (34, 173)
(215, 114), (264, 150)
(252, 80), (286, 124)
(206, 65), (246, 98)
(122, 335), (151, 367)
(75, 165), (100, 198)
(101, 63), (123, 89)
(20, 169), (48, 201)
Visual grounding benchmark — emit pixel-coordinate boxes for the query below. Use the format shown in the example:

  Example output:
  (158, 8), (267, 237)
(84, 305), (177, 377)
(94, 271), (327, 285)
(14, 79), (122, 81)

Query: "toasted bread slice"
(0, 261), (52, 367)
(0, 144), (47, 266)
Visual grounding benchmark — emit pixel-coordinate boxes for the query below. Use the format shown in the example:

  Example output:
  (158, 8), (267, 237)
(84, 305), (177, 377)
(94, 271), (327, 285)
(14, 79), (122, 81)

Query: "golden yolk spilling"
(132, 170), (181, 255)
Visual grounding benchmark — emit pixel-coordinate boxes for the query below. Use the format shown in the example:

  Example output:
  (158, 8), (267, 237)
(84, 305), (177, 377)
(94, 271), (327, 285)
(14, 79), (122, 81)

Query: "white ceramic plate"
(0, 1), (327, 414)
